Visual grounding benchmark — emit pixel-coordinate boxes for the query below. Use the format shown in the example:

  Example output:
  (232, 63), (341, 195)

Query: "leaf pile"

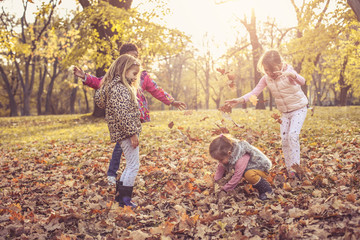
(0, 107), (359, 239)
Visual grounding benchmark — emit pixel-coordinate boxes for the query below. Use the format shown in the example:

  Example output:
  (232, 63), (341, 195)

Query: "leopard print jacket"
(95, 77), (141, 143)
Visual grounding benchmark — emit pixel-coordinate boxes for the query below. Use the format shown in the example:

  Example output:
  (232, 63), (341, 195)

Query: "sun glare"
(152, 0), (298, 56)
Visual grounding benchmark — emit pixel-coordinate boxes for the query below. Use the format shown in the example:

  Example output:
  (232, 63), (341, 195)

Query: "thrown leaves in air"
(218, 104), (232, 114)
(249, 94), (258, 106)
(271, 113), (282, 124)
(216, 68), (228, 75)
(227, 74), (236, 89)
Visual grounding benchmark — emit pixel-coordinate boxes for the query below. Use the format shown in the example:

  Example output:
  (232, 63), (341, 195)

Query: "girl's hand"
(130, 134), (139, 148)
(171, 101), (187, 110)
(73, 66), (86, 79)
(275, 71), (296, 79)
(218, 189), (227, 199)
(225, 97), (245, 107)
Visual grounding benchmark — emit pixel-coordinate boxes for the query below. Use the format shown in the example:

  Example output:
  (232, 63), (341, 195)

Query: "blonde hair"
(100, 54), (140, 104)
(209, 134), (237, 161)
(257, 49), (283, 75)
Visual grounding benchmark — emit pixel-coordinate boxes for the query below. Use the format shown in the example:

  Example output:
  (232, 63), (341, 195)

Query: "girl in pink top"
(209, 134), (273, 200)
(225, 50), (308, 179)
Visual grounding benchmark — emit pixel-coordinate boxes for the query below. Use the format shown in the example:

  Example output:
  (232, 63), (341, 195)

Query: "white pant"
(280, 107), (307, 171)
(119, 138), (139, 187)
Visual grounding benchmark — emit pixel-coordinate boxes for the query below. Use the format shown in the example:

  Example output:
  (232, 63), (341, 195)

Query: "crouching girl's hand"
(217, 189), (227, 199)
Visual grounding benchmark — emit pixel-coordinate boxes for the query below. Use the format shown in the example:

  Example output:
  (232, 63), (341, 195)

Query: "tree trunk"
(17, 2), (55, 116)
(338, 55), (351, 106)
(348, 0), (360, 21)
(83, 88), (90, 113)
(204, 59), (210, 109)
(0, 65), (18, 116)
(18, 59), (32, 116)
(37, 63), (47, 115)
(241, 9), (265, 109)
(45, 59), (60, 114)
(70, 76), (79, 114)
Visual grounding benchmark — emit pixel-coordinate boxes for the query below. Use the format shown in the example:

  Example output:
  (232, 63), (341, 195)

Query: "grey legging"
(119, 137), (140, 187)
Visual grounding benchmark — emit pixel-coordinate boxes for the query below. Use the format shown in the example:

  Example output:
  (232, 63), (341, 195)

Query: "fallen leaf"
(150, 221), (175, 236)
(283, 182), (292, 191)
(346, 193), (356, 203)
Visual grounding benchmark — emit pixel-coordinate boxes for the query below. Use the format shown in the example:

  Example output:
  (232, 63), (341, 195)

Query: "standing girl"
(74, 43), (186, 185)
(95, 54), (142, 208)
(209, 134), (273, 200)
(225, 49), (308, 178)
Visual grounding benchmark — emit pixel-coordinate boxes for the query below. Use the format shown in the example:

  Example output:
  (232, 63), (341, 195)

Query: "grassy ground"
(0, 106), (359, 239)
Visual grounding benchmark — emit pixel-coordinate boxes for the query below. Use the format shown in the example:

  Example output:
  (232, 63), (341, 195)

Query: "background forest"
(0, 0), (360, 117)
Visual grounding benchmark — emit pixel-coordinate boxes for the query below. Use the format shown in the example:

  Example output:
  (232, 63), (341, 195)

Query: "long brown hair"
(209, 134), (237, 161)
(100, 54), (140, 104)
(257, 49), (283, 75)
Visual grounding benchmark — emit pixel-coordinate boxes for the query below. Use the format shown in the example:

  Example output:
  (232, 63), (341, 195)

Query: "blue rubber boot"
(117, 185), (137, 208)
(253, 178), (273, 200)
(115, 180), (123, 203)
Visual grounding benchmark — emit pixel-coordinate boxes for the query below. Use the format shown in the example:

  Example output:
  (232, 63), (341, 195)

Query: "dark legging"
(107, 142), (122, 177)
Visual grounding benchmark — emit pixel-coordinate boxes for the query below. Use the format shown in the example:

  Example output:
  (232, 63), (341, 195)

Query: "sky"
(154, 0), (298, 46)
(1, 0), (299, 55)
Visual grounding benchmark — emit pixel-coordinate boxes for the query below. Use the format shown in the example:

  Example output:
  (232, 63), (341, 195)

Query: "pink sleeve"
(142, 71), (174, 105)
(83, 74), (102, 90)
(222, 154), (250, 192)
(242, 77), (267, 102)
(214, 163), (226, 181)
(288, 70), (305, 85)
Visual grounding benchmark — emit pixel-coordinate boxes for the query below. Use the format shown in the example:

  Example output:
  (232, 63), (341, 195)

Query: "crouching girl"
(209, 134), (273, 200)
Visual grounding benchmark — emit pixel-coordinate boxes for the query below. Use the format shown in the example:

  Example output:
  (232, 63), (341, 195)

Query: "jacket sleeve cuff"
(82, 74), (87, 83)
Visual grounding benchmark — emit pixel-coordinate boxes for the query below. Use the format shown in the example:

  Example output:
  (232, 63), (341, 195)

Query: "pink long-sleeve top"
(214, 154), (250, 192)
(242, 64), (305, 102)
(83, 70), (175, 122)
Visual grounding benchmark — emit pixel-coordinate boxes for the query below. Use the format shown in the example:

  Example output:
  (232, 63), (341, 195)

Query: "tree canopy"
(0, 0), (359, 117)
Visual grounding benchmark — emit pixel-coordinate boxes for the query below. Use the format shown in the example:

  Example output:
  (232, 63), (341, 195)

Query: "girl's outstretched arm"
(141, 71), (175, 105)
(214, 164), (226, 181)
(222, 154), (250, 192)
(73, 67), (103, 90)
(225, 97), (245, 108)
(241, 76), (267, 102)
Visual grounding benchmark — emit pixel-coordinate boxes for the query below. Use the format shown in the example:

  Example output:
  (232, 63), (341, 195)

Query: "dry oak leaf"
(227, 74), (236, 89)
(150, 221), (175, 236)
(346, 193), (356, 203)
(249, 94), (258, 106)
(216, 68), (227, 75)
(211, 127), (229, 136)
(283, 182), (292, 191)
(168, 121), (174, 129)
(120, 205), (136, 215)
(129, 230), (150, 240)
(271, 113), (283, 124)
(227, 74), (235, 80)
(218, 104), (232, 114)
